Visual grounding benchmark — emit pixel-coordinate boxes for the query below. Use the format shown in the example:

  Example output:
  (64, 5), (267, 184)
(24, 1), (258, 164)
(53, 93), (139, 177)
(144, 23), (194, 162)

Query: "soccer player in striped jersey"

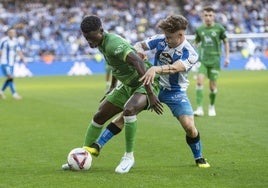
(137, 15), (210, 168)
(193, 6), (230, 117)
(0, 28), (25, 100)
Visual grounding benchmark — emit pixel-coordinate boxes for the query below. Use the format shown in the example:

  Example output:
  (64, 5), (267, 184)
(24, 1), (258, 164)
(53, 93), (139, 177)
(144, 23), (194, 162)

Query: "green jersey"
(195, 23), (227, 65)
(98, 32), (150, 88)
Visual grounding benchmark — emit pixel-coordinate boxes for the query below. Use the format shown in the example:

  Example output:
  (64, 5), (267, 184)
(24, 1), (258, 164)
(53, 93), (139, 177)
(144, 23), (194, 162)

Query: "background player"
(193, 6), (230, 116)
(0, 28), (26, 100)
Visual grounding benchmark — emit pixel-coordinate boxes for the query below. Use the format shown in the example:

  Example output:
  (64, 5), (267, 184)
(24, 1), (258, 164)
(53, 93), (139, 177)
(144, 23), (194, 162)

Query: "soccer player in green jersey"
(193, 6), (230, 117)
(62, 15), (163, 173)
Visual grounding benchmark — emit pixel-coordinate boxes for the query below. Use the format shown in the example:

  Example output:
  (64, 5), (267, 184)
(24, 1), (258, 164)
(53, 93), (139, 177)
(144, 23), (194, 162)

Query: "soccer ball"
(67, 147), (92, 171)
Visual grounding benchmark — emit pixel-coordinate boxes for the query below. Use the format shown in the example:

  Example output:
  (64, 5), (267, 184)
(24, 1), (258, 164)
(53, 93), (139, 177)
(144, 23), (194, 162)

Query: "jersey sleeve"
(219, 25), (228, 41)
(180, 44), (198, 71)
(194, 28), (201, 43)
(144, 34), (165, 50)
(107, 40), (135, 62)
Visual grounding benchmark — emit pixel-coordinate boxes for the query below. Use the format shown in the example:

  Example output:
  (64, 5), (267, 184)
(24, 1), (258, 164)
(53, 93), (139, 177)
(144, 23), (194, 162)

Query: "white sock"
(124, 152), (134, 158)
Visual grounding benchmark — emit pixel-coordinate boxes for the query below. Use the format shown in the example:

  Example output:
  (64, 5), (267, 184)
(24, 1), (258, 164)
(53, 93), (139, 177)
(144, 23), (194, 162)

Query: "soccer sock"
(9, 79), (16, 94)
(1, 80), (10, 91)
(97, 122), (122, 148)
(186, 132), (203, 159)
(124, 115), (137, 153)
(209, 89), (217, 105)
(83, 120), (103, 147)
(196, 86), (203, 107)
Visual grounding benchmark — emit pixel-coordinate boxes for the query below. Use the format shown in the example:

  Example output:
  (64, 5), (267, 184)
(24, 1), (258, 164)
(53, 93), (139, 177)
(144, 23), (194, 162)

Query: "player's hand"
(137, 52), (147, 60)
(224, 58), (230, 67)
(139, 67), (157, 85)
(148, 93), (163, 115)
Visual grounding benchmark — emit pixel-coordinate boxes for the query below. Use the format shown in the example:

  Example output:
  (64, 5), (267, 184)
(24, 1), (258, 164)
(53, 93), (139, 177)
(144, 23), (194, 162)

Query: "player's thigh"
(178, 115), (197, 136)
(106, 83), (130, 109)
(159, 90), (193, 117)
(123, 92), (148, 115)
(93, 100), (122, 124)
(1, 65), (13, 77)
(207, 65), (220, 81)
(197, 63), (208, 76)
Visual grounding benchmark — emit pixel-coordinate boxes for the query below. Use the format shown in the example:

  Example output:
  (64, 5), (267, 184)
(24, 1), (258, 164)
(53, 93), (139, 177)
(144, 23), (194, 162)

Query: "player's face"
(7, 29), (16, 39)
(164, 30), (185, 48)
(203, 11), (215, 26)
(82, 28), (104, 48)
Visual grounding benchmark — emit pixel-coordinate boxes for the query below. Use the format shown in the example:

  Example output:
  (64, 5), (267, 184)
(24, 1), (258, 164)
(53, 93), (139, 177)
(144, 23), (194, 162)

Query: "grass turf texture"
(0, 71), (267, 188)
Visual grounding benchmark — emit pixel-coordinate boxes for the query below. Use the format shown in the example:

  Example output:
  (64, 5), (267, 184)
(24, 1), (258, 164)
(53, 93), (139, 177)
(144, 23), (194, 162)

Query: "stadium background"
(0, 0), (267, 77)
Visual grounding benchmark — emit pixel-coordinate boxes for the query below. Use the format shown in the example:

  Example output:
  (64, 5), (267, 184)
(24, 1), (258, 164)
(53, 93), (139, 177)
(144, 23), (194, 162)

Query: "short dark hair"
(80, 15), (102, 33)
(157, 15), (188, 33)
(203, 6), (215, 12)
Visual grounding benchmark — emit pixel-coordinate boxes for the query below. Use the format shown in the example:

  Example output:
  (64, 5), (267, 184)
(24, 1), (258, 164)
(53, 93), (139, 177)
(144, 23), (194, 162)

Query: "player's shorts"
(106, 81), (160, 110)
(198, 57), (221, 81)
(1, 64), (13, 77)
(158, 89), (193, 117)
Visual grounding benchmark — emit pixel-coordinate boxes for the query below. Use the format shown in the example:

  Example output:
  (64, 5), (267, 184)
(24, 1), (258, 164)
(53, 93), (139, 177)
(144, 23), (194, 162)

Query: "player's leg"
(179, 116), (210, 168)
(83, 99), (122, 147)
(160, 90), (210, 168)
(62, 101), (121, 171)
(0, 65), (9, 99)
(5, 66), (22, 100)
(85, 84), (129, 156)
(87, 113), (124, 156)
(194, 63), (207, 116)
(115, 91), (149, 174)
(208, 64), (220, 116)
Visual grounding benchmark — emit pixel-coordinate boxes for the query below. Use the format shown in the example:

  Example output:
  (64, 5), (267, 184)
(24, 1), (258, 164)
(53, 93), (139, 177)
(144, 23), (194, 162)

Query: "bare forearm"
(224, 40), (230, 59)
(154, 62), (185, 75)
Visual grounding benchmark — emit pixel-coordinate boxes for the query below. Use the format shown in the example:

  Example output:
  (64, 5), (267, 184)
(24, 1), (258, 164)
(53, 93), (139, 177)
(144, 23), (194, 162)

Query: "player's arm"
(134, 42), (149, 59)
(17, 46), (26, 63)
(223, 38), (230, 67)
(125, 52), (163, 114)
(139, 61), (186, 85)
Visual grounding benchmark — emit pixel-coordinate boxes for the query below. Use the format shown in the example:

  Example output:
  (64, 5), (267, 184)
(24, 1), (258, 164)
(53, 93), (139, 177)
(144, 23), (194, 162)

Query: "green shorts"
(106, 81), (160, 110)
(198, 57), (221, 81)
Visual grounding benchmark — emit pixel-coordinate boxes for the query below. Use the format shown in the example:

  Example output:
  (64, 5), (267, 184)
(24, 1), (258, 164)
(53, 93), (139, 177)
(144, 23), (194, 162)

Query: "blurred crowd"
(0, 0), (267, 61)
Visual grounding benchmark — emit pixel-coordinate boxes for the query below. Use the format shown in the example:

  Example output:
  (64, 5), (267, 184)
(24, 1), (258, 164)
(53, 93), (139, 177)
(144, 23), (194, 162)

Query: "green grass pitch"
(0, 70), (267, 188)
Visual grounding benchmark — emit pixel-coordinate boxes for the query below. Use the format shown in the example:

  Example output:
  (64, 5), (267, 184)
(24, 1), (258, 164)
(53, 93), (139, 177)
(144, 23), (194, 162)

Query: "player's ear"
(99, 27), (104, 34)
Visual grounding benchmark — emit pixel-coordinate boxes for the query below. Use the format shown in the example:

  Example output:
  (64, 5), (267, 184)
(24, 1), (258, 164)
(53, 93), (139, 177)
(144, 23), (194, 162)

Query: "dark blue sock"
(1, 80), (10, 91)
(9, 80), (16, 94)
(186, 132), (202, 159)
(97, 122), (122, 147)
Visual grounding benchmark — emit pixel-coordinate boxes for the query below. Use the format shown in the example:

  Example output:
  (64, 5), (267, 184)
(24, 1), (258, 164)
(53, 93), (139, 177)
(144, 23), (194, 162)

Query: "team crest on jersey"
(114, 45), (124, 55)
(159, 52), (172, 64)
(211, 31), (217, 37)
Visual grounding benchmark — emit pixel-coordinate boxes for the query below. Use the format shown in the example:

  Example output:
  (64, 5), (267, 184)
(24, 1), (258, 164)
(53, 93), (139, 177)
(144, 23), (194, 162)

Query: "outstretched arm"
(125, 52), (163, 114)
(139, 60), (186, 85)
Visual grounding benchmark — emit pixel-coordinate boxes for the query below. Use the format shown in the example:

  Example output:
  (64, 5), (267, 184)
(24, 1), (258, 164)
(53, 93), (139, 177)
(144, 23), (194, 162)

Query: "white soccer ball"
(67, 147), (92, 171)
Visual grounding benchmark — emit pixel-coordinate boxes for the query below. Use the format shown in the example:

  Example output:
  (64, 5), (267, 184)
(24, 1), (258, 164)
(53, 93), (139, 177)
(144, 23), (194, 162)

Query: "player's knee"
(93, 112), (107, 125)
(122, 106), (136, 116)
(186, 128), (198, 138)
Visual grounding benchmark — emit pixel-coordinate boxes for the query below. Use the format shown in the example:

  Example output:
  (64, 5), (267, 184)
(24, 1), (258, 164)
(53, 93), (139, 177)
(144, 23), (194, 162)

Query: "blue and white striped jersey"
(0, 36), (22, 66)
(144, 34), (198, 91)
